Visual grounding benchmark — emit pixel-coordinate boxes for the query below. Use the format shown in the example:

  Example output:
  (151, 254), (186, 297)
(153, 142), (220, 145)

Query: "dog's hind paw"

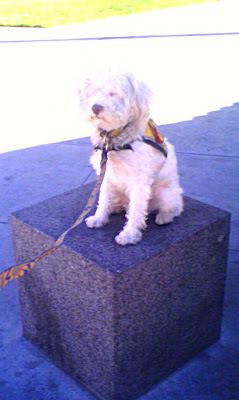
(85, 215), (107, 228)
(115, 229), (142, 245)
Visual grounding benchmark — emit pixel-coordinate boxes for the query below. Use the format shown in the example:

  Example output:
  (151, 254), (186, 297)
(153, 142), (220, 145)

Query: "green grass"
(0, 0), (220, 28)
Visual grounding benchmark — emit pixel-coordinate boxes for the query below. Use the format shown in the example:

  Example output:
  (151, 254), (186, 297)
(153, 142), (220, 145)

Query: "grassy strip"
(0, 0), (220, 28)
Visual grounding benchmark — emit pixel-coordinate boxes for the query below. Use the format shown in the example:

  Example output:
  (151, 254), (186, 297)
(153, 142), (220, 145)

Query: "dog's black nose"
(92, 104), (104, 115)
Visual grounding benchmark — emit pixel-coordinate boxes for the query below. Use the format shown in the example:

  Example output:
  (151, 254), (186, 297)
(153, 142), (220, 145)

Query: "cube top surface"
(11, 183), (229, 274)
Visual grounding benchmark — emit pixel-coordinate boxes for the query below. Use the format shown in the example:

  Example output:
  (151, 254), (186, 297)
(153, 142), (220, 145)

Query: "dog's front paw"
(115, 229), (142, 245)
(85, 216), (107, 228)
(155, 212), (174, 225)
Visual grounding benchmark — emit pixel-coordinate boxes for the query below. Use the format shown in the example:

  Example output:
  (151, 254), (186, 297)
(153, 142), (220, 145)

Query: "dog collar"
(94, 143), (133, 152)
(99, 122), (130, 139)
(95, 119), (167, 157)
(95, 123), (132, 151)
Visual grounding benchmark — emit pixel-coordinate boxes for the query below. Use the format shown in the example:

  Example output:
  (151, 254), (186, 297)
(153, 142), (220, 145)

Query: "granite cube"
(10, 183), (230, 400)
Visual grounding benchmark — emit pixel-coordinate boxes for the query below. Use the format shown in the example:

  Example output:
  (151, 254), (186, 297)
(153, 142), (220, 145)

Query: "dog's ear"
(126, 74), (153, 121)
(77, 75), (94, 106)
(77, 78), (87, 104)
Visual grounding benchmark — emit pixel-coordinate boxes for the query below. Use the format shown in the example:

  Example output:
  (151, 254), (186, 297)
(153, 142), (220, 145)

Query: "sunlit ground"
(0, 1), (238, 154)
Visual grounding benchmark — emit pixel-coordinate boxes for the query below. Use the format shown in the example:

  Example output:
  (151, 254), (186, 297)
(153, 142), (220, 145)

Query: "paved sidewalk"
(0, 1), (239, 399)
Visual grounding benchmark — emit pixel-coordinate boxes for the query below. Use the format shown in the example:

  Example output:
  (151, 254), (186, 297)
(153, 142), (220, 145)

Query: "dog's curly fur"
(78, 70), (183, 245)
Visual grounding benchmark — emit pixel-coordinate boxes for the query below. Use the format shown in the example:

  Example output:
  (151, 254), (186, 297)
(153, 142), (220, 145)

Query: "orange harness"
(142, 118), (167, 157)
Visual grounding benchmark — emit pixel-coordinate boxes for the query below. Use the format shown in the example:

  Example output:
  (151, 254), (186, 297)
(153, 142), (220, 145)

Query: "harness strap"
(142, 136), (167, 157)
(0, 146), (108, 292)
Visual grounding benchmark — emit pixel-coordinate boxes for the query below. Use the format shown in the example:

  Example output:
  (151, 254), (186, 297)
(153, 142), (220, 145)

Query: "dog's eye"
(109, 92), (116, 97)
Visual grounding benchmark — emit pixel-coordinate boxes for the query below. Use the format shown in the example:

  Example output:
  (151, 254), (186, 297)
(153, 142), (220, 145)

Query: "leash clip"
(103, 134), (111, 152)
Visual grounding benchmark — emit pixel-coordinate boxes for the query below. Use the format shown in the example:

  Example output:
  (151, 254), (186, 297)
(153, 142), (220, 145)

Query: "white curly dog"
(78, 70), (183, 245)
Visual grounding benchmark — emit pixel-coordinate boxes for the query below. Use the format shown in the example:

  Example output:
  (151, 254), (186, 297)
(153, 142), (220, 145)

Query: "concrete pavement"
(0, 1), (239, 399)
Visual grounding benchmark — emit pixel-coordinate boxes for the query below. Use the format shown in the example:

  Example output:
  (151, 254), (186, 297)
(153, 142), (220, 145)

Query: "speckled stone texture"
(10, 183), (230, 400)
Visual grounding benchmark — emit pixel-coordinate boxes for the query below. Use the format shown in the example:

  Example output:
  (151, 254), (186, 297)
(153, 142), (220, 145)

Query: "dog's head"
(78, 71), (152, 135)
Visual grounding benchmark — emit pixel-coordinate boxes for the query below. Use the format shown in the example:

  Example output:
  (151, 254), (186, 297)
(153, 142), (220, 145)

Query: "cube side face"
(112, 215), (230, 400)
(10, 216), (116, 400)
